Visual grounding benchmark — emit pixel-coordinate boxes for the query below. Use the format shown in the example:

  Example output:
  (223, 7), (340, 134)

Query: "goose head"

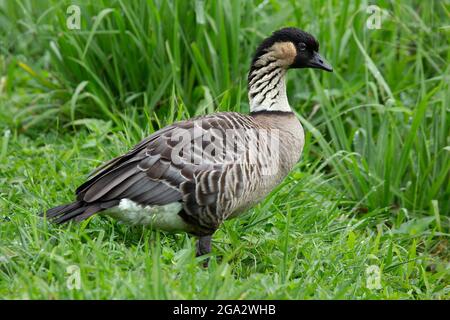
(248, 27), (332, 113)
(250, 27), (333, 72)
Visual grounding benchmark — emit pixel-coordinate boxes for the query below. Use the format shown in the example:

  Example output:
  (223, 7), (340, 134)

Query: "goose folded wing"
(74, 115), (246, 208)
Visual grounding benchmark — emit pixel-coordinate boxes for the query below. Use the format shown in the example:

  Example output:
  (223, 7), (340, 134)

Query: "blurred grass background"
(0, 0), (448, 299)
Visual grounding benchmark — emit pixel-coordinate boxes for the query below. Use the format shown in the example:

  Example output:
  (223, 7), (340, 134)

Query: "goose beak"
(307, 52), (333, 72)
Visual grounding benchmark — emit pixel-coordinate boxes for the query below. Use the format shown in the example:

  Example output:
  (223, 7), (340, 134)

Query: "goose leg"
(196, 235), (212, 267)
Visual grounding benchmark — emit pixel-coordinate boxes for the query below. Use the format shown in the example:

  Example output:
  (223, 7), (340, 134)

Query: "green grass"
(0, 0), (449, 299)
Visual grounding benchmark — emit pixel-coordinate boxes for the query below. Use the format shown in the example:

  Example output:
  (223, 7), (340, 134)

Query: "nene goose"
(45, 27), (332, 261)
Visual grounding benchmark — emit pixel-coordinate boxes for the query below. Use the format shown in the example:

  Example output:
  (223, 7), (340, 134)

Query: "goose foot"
(196, 235), (212, 267)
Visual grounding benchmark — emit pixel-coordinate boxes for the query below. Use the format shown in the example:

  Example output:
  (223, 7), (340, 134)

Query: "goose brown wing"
(75, 113), (255, 221)
(72, 113), (255, 234)
(75, 124), (189, 206)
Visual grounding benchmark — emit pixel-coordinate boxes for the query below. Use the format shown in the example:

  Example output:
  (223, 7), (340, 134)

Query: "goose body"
(45, 27), (332, 259)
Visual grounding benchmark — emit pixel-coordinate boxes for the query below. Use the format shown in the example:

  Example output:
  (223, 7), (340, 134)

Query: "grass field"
(0, 0), (449, 299)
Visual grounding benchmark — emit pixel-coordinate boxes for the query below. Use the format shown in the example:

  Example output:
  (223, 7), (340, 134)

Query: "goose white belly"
(104, 199), (190, 232)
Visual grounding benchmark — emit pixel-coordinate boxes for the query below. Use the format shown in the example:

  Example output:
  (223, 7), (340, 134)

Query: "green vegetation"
(0, 0), (448, 299)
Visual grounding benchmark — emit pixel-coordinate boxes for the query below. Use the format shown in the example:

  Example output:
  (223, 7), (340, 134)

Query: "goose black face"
(291, 36), (333, 72)
(252, 27), (333, 72)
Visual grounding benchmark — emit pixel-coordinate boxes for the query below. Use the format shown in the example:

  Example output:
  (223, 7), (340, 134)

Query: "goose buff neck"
(248, 42), (296, 113)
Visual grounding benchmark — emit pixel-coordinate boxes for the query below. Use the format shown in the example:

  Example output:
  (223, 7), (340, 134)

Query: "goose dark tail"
(43, 200), (105, 224)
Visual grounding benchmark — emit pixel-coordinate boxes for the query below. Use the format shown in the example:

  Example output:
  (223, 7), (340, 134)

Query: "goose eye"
(298, 42), (306, 51)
